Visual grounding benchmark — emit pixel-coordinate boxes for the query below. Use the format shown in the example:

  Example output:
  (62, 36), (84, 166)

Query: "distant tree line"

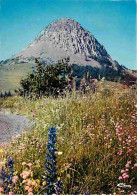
(73, 64), (128, 84)
(0, 90), (13, 98)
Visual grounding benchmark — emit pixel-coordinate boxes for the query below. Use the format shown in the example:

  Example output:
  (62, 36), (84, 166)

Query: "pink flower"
(22, 180), (27, 183)
(22, 162), (26, 166)
(12, 176), (18, 183)
(32, 181), (36, 186)
(123, 86), (126, 89)
(123, 175), (129, 179)
(68, 79), (71, 82)
(122, 173), (127, 177)
(121, 170), (125, 173)
(134, 163), (137, 167)
(119, 176), (123, 180)
(68, 84), (71, 88)
(21, 171), (30, 179)
(28, 163), (32, 167)
(16, 134), (21, 138)
(0, 187), (4, 192)
(28, 180), (32, 185)
(28, 193), (33, 195)
(9, 192), (14, 195)
(126, 164), (130, 168)
(25, 186), (29, 190)
(91, 79), (95, 82)
(23, 175), (28, 180)
(22, 131), (27, 135)
(126, 169), (129, 172)
(28, 188), (33, 192)
(127, 160), (132, 164)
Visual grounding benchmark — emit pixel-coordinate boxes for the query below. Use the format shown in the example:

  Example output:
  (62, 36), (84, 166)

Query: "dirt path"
(0, 112), (33, 143)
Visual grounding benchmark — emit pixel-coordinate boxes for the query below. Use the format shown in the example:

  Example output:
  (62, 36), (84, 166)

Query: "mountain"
(12, 18), (119, 69)
(0, 18), (136, 92)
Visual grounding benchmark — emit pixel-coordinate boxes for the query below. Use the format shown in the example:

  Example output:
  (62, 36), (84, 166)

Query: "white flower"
(56, 151), (63, 155)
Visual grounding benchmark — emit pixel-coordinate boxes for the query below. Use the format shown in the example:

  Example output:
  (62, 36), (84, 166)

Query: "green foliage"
(73, 64), (125, 86)
(20, 58), (71, 98)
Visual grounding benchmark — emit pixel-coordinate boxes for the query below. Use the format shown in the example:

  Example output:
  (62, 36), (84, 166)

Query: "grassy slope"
(0, 82), (137, 194)
(0, 62), (35, 93)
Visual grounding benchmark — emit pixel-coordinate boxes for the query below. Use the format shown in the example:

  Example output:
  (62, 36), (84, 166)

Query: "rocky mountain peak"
(29, 18), (110, 59)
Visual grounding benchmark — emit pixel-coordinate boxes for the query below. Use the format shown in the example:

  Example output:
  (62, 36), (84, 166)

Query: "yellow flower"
(42, 181), (46, 186)
(0, 149), (3, 154)
(67, 174), (71, 178)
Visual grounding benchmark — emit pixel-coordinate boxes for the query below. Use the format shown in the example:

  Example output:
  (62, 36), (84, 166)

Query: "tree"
(20, 58), (71, 98)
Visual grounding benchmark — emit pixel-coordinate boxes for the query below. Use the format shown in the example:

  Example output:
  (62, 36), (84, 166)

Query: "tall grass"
(0, 82), (137, 194)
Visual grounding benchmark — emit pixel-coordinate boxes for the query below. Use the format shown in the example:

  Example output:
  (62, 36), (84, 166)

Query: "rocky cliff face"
(14, 18), (116, 68)
(31, 18), (109, 58)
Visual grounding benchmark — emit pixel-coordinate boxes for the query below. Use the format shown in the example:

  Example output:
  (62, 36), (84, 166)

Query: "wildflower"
(21, 171), (30, 179)
(9, 192), (14, 195)
(124, 175), (129, 179)
(16, 134), (21, 139)
(0, 188), (4, 193)
(12, 136), (16, 140)
(68, 78), (71, 82)
(28, 180), (32, 186)
(28, 188), (33, 192)
(22, 162), (26, 166)
(22, 179), (27, 183)
(7, 157), (14, 185)
(127, 160), (132, 164)
(56, 151), (63, 155)
(22, 131), (27, 135)
(32, 181), (36, 186)
(125, 164), (130, 168)
(134, 163), (137, 167)
(12, 175), (18, 183)
(68, 84), (71, 88)
(0, 149), (3, 154)
(25, 186), (29, 190)
(123, 86), (126, 89)
(121, 170), (125, 173)
(119, 176), (123, 180)
(91, 79), (95, 82)
(28, 193), (33, 195)
(45, 126), (57, 194)
(28, 163), (32, 167)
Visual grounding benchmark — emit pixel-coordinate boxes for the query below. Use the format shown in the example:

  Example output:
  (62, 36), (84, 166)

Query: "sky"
(0, 0), (136, 70)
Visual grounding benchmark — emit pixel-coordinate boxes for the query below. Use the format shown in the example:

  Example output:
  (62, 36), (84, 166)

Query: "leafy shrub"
(20, 58), (72, 98)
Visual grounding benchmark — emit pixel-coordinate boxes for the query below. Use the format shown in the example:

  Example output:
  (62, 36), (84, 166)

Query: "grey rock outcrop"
(14, 18), (116, 68)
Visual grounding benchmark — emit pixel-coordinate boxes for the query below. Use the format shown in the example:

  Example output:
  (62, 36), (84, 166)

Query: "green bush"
(20, 58), (72, 98)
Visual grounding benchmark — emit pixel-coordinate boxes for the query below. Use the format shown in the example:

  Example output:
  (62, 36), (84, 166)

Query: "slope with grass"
(0, 62), (35, 93)
(0, 81), (137, 194)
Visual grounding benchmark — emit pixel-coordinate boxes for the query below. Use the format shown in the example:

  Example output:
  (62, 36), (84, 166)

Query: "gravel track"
(0, 112), (33, 143)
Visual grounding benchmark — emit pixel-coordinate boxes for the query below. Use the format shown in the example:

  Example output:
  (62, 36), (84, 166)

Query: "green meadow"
(0, 81), (136, 194)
